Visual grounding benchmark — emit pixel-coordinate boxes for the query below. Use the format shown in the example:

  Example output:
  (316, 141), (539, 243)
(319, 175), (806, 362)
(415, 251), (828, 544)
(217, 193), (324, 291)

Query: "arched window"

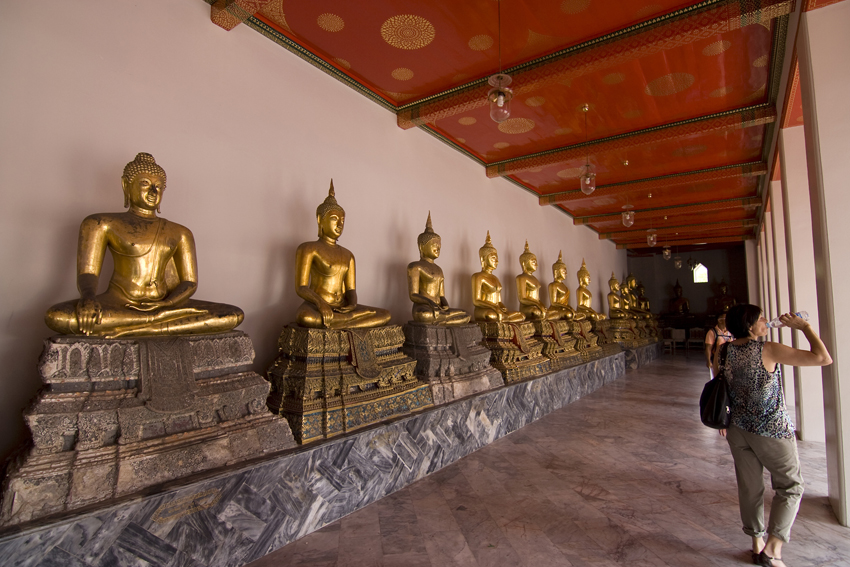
(693, 263), (708, 283)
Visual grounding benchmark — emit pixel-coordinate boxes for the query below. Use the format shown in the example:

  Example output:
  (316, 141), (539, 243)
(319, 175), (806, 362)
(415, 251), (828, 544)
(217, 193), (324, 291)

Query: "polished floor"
(248, 353), (849, 567)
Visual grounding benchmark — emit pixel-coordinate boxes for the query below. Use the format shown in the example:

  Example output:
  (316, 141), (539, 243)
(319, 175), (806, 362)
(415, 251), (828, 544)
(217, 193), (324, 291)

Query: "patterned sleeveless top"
(723, 340), (794, 439)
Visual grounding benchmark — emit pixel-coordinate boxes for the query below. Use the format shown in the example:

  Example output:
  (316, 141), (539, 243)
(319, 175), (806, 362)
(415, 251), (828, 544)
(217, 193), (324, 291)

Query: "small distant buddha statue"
(516, 241), (557, 321)
(294, 181), (391, 329)
(670, 279), (690, 314)
(624, 274), (652, 318)
(45, 153), (244, 338)
(636, 282), (651, 312)
(406, 213), (470, 325)
(575, 259), (606, 321)
(607, 274), (629, 318)
(471, 232), (524, 323)
(717, 281), (736, 313)
(547, 251), (585, 321)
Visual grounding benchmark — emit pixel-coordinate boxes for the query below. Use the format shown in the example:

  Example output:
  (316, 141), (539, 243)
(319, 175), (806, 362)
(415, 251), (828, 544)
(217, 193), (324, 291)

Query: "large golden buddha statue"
(45, 153), (243, 337)
(471, 232), (524, 323)
(717, 280), (736, 313)
(516, 241), (557, 321)
(575, 259), (606, 321)
(670, 279), (690, 314)
(636, 282), (651, 311)
(295, 181), (391, 329)
(607, 274), (630, 319)
(547, 251), (584, 321)
(407, 213), (469, 325)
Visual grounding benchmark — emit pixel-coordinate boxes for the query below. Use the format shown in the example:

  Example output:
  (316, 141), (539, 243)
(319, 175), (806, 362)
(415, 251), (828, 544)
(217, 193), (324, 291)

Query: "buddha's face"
(721, 284), (728, 294)
(319, 211), (344, 239)
(578, 273), (589, 287)
(124, 173), (165, 212)
(522, 256), (537, 273)
(554, 266), (566, 281)
(483, 252), (498, 270)
(421, 238), (441, 260)
(674, 287), (682, 298)
(610, 281), (619, 292)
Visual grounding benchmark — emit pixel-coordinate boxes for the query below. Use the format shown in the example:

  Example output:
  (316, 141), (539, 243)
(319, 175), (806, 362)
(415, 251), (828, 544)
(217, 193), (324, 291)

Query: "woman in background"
(713, 304), (831, 567)
(704, 313), (732, 377)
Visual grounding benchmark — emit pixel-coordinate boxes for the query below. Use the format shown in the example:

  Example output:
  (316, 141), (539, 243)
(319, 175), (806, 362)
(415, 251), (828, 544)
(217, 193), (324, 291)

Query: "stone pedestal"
(531, 320), (584, 370)
(477, 321), (551, 383)
(267, 325), (433, 444)
(0, 332), (294, 527)
(609, 317), (642, 348)
(590, 319), (622, 358)
(402, 323), (503, 405)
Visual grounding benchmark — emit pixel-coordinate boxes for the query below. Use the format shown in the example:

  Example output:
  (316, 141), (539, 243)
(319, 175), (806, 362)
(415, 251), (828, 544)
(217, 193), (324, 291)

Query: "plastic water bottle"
(768, 311), (809, 328)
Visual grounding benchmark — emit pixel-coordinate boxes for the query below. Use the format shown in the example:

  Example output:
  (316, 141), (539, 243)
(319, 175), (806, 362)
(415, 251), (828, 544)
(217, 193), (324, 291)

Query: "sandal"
(758, 551), (787, 567)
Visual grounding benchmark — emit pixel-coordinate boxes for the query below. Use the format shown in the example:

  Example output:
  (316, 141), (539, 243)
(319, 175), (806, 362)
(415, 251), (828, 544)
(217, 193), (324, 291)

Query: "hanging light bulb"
(646, 228), (657, 247)
(621, 204), (635, 227)
(674, 256), (682, 269)
(579, 104), (596, 195)
(488, 74), (513, 123)
(663, 247), (672, 260)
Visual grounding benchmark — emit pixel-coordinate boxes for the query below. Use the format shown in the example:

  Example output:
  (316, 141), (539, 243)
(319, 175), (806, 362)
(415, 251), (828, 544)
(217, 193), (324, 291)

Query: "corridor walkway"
(249, 354), (849, 567)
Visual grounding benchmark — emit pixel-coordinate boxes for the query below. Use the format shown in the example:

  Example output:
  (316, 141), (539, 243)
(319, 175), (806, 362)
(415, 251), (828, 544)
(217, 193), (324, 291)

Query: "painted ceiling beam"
(489, 105), (775, 179)
(539, 162), (767, 206)
(573, 197), (761, 225)
(210, 0), (273, 31)
(617, 235), (756, 249)
(396, 0), (793, 129)
(600, 219), (758, 240)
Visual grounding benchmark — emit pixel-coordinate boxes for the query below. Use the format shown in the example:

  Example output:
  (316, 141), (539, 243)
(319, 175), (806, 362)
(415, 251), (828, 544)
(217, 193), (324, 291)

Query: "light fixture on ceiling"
(621, 204), (634, 227)
(674, 245), (682, 269)
(579, 104), (596, 195)
(663, 247), (672, 260)
(646, 228), (657, 247)
(487, 0), (513, 123)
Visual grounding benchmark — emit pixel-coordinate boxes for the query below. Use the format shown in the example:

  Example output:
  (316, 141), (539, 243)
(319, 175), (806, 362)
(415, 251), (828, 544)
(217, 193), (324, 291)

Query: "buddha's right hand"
(319, 302), (334, 326)
(76, 298), (102, 336)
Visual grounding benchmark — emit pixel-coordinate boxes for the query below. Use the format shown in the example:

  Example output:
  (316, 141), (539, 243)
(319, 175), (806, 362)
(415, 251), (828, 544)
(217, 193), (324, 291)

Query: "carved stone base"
(267, 325), (433, 444)
(477, 321), (551, 384)
(531, 320), (584, 371)
(575, 319), (604, 362)
(0, 332), (294, 527)
(609, 318), (642, 348)
(402, 323), (503, 405)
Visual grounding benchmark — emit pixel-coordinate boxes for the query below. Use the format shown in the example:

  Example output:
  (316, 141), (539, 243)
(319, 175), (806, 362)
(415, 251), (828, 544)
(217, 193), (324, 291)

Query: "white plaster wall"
(0, 1), (625, 459)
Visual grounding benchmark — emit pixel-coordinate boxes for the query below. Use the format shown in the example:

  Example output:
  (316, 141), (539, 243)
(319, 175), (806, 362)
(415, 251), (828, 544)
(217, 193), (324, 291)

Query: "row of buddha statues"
(44, 155), (652, 337)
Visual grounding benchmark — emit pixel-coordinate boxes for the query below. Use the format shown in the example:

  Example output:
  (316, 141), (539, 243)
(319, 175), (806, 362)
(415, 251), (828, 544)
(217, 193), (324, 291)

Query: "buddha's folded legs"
(296, 302), (391, 329)
(412, 304), (470, 325)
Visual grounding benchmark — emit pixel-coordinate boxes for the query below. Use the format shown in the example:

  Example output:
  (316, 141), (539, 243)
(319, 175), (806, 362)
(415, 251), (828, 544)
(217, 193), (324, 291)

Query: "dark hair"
(725, 304), (762, 339)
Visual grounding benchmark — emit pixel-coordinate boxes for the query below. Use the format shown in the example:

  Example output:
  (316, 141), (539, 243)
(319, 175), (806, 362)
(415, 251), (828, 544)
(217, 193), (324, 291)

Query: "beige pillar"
(779, 126), (825, 442)
(763, 212), (778, 342)
(745, 240), (760, 304)
(798, 1), (850, 525)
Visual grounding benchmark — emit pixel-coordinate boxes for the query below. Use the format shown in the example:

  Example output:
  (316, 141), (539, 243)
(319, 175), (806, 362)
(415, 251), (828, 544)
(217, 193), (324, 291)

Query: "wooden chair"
(671, 328), (687, 351)
(687, 328), (706, 354)
(661, 328), (676, 354)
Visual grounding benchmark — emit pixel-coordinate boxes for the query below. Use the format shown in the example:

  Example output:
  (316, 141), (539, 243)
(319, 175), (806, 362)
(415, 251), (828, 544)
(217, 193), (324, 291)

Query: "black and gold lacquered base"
(267, 325), (433, 444)
(477, 321), (551, 384)
(531, 320), (584, 371)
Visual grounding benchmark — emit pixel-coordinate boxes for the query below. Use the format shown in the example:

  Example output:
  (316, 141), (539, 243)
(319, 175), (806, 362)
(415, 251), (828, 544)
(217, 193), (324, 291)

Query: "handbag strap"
(718, 342), (729, 374)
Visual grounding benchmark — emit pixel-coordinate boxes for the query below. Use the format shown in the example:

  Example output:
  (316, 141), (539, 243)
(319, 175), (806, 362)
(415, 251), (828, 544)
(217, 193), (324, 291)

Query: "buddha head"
(637, 282), (646, 297)
(626, 274), (637, 291)
(417, 212), (441, 260)
(122, 152), (167, 213)
(519, 240), (537, 274)
(577, 259), (590, 287)
(552, 251), (567, 282)
(674, 279), (683, 298)
(479, 231), (498, 270)
(720, 281), (728, 295)
(609, 273), (620, 293)
(316, 179), (345, 239)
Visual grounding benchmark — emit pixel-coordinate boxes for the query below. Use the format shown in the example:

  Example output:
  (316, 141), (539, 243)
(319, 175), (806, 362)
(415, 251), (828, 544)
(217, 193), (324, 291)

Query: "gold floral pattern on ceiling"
(381, 15), (436, 50)
(525, 96), (546, 107)
(392, 68), (414, 80)
(334, 58), (351, 69)
(560, 0), (591, 15)
(710, 86), (733, 98)
(702, 40), (732, 56)
(468, 35), (494, 51)
(644, 73), (695, 96)
(458, 117), (477, 125)
(602, 72), (626, 85)
(493, 142), (510, 149)
(557, 167), (584, 178)
(753, 55), (769, 67)
(317, 13), (344, 32)
(498, 118), (536, 134)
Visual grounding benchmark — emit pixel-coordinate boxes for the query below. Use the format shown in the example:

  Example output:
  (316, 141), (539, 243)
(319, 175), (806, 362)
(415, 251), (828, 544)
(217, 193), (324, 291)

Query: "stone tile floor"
(248, 353), (850, 566)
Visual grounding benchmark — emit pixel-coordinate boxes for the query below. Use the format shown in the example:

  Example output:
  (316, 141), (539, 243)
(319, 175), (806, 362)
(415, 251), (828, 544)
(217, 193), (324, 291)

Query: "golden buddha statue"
(636, 282), (651, 311)
(717, 281), (736, 313)
(547, 251), (585, 321)
(624, 274), (652, 318)
(407, 213), (470, 325)
(471, 232), (524, 323)
(670, 279), (690, 314)
(294, 181), (391, 329)
(607, 274), (630, 319)
(575, 259), (606, 321)
(45, 153), (244, 338)
(516, 241), (557, 321)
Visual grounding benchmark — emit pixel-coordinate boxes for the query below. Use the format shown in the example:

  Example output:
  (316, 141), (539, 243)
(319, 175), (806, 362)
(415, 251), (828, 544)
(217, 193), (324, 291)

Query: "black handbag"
(700, 343), (731, 429)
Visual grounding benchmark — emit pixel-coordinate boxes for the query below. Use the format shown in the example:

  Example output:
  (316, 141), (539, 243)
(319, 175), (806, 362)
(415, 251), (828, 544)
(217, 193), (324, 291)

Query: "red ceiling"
(207, 0), (845, 250)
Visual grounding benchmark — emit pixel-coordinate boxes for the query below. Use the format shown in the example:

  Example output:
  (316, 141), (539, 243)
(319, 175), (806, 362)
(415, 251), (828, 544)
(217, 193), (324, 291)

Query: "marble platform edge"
(624, 341), (663, 370)
(0, 351), (627, 567)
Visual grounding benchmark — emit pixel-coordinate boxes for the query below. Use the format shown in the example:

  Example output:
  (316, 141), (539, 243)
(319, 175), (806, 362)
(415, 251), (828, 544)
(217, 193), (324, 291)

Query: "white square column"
(798, 1), (850, 525)
(780, 126), (825, 442)
(745, 240), (760, 304)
